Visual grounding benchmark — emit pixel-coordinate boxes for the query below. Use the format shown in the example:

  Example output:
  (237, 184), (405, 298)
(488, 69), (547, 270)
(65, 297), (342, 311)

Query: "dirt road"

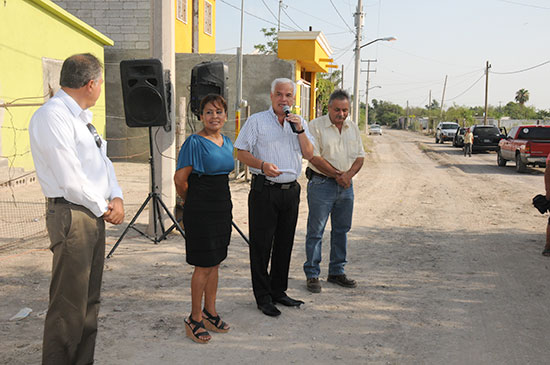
(2, 129), (550, 364)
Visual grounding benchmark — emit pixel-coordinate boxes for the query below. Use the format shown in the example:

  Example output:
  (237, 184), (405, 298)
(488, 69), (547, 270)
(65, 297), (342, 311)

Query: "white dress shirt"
(234, 106), (315, 183)
(29, 89), (123, 217)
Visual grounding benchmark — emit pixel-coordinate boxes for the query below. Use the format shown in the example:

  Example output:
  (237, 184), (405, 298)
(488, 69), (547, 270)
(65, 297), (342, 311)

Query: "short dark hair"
(60, 53), (103, 89)
(199, 94), (228, 116)
(328, 89), (350, 105)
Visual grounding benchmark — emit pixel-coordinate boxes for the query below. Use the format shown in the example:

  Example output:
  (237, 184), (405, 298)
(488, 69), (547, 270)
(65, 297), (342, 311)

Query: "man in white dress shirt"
(29, 53), (124, 365)
(235, 78), (314, 317)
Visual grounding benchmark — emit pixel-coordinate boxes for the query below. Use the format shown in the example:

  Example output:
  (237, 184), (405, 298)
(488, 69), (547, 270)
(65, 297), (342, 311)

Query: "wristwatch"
(295, 129), (305, 134)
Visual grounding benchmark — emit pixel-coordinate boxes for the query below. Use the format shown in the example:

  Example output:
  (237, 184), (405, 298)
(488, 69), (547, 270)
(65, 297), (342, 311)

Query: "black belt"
(252, 175), (297, 190)
(47, 197), (73, 205)
(306, 167), (333, 180)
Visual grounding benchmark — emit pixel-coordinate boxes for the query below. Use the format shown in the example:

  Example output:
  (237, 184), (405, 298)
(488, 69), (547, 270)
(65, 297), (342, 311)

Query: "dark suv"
(452, 127), (465, 147)
(470, 125), (506, 152)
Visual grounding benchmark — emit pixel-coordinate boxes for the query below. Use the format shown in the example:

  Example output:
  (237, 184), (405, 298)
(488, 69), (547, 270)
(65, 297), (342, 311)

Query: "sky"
(215, 0), (550, 111)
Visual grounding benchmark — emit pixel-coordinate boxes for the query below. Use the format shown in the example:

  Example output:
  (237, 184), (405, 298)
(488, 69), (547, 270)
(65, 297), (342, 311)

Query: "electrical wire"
(285, 4), (354, 32)
(282, 7), (304, 31)
(446, 73), (485, 101)
(328, 0), (354, 33)
(261, 0), (279, 22)
(382, 45), (480, 69)
(497, 0), (550, 10)
(492, 59), (550, 75)
(218, 0), (296, 31)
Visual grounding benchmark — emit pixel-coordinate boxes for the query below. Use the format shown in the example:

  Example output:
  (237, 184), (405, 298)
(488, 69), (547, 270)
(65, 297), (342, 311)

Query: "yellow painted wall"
(310, 72), (317, 119)
(0, 0), (110, 170)
(175, 0), (192, 53)
(175, 0), (216, 53)
(279, 38), (332, 73)
(294, 63), (302, 114)
(279, 40), (316, 63)
(199, 0), (216, 53)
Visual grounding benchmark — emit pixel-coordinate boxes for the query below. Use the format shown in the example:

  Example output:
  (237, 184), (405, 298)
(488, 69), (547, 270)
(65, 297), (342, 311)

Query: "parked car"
(470, 124), (505, 152)
(369, 124), (382, 135)
(435, 122), (459, 143)
(452, 127), (465, 147)
(497, 125), (550, 172)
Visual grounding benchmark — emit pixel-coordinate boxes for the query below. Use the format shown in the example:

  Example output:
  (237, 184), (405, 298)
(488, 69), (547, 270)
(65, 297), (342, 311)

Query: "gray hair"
(60, 53), (103, 89)
(271, 78), (296, 95)
(328, 89), (350, 105)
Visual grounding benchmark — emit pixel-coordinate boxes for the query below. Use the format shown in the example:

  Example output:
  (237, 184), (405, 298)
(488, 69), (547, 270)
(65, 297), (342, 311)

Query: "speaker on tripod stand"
(107, 58), (184, 258)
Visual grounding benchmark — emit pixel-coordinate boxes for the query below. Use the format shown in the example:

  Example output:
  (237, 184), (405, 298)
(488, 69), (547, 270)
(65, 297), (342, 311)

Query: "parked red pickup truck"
(497, 125), (550, 172)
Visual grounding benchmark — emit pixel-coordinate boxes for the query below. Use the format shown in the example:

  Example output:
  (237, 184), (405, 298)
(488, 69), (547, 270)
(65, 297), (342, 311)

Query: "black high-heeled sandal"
(185, 315), (211, 343)
(202, 308), (230, 333)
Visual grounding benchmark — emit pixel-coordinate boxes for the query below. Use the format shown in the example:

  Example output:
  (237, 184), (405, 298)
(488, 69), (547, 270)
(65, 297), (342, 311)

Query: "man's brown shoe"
(306, 278), (321, 293)
(327, 274), (356, 288)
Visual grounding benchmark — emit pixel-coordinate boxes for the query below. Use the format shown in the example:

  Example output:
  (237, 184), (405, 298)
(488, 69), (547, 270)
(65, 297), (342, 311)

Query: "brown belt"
(306, 167), (333, 180)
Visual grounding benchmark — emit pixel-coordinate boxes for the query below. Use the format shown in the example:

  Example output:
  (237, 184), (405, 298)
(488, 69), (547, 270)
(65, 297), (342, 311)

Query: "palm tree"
(515, 89), (529, 106)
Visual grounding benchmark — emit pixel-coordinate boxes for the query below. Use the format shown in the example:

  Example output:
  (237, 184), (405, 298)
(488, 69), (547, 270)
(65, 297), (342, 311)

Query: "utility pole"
(440, 75), (448, 120)
(484, 60), (491, 125)
(352, 0), (363, 124)
(277, 0), (282, 33)
(151, 0), (176, 231)
(428, 89), (432, 131)
(363, 59), (376, 131)
(235, 0), (245, 178)
(192, 0), (199, 52)
(341, 64), (344, 89)
(406, 100), (409, 129)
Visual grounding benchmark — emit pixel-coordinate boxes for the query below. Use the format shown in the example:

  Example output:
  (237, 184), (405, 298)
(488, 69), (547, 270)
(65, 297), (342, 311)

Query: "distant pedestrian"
(464, 128), (473, 157)
(543, 153), (550, 256)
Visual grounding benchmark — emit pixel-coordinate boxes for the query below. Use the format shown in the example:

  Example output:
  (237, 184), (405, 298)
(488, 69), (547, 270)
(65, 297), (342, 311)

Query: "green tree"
(371, 99), (404, 126)
(515, 88), (529, 105)
(503, 101), (538, 119)
(425, 99), (440, 110)
(253, 27), (278, 54)
(315, 70), (342, 116)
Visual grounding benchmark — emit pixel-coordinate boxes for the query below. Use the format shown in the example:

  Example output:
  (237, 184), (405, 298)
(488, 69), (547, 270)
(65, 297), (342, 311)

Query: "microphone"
(283, 105), (298, 133)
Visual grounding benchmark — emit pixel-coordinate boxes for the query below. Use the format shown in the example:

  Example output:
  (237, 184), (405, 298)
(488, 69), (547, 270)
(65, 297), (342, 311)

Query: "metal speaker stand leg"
(107, 127), (185, 258)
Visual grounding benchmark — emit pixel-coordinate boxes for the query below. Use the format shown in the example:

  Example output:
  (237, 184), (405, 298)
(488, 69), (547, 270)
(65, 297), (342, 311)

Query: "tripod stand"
(107, 127), (185, 258)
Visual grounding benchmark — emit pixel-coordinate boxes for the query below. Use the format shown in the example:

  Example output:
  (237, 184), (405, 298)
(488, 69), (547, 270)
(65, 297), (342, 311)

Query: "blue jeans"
(304, 175), (354, 278)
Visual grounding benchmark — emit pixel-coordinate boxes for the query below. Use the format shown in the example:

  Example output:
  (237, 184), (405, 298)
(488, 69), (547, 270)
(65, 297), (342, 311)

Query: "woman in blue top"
(174, 94), (234, 343)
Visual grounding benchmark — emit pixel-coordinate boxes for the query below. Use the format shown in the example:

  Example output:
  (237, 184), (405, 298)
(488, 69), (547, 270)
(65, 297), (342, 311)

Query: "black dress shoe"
(273, 295), (304, 307)
(257, 302), (281, 317)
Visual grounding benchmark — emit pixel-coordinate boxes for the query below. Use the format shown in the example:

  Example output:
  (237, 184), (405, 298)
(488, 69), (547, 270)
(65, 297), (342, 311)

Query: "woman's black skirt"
(183, 174), (232, 267)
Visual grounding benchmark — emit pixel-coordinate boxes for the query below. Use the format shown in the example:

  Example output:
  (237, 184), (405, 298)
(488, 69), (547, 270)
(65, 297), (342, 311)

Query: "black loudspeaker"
(120, 58), (170, 128)
(190, 61), (228, 117)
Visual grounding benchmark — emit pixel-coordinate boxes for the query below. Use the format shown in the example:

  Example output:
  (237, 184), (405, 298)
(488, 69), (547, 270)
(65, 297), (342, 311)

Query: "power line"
(285, 4), (354, 33)
(261, 0), (279, 22)
(282, 7), (304, 31)
(497, 0), (550, 10)
(492, 59), (550, 75)
(328, 0), (354, 33)
(325, 30), (353, 36)
(218, 0), (296, 31)
(446, 73), (485, 101)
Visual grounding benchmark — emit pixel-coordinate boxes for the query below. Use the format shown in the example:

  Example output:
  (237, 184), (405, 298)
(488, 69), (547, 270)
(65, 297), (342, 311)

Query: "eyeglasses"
(86, 123), (102, 148)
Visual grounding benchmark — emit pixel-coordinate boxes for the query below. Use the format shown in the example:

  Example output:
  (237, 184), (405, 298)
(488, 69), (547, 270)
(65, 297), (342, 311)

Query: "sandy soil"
(2, 129), (550, 364)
